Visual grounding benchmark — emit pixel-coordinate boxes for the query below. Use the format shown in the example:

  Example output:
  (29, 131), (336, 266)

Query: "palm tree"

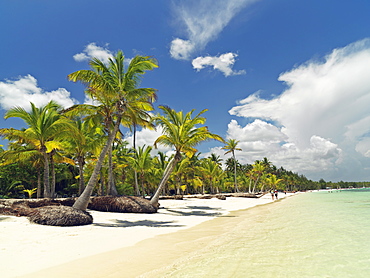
(222, 139), (242, 193)
(266, 174), (283, 192)
(150, 106), (224, 206)
(63, 118), (105, 195)
(0, 101), (74, 198)
(251, 161), (266, 193)
(210, 153), (223, 166)
(171, 156), (190, 195)
(68, 51), (158, 210)
(199, 158), (224, 194)
(126, 145), (153, 196)
(129, 115), (155, 196)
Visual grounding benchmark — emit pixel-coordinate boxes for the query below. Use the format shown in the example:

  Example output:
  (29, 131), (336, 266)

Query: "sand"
(0, 193), (295, 277)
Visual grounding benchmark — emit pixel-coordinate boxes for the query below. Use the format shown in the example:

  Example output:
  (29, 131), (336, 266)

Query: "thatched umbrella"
(28, 206), (93, 226)
(88, 196), (157, 213)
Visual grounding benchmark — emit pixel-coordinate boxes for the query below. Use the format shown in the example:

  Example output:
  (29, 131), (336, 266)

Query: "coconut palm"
(170, 156), (190, 195)
(63, 118), (105, 195)
(68, 51), (158, 210)
(150, 106), (224, 206)
(222, 139), (242, 193)
(0, 101), (74, 198)
(128, 115), (156, 196)
(126, 145), (153, 196)
(199, 158), (224, 194)
(266, 174), (283, 191)
(251, 161), (266, 193)
(210, 153), (223, 166)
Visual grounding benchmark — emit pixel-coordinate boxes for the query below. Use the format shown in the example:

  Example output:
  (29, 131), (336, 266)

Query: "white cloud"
(73, 43), (113, 64)
(223, 38), (370, 180)
(192, 52), (246, 76)
(170, 38), (195, 60)
(206, 120), (342, 178)
(170, 0), (258, 60)
(0, 75), (78, 111)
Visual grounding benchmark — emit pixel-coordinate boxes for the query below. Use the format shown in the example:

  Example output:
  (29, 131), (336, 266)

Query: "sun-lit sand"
(0, 193), (296, 278)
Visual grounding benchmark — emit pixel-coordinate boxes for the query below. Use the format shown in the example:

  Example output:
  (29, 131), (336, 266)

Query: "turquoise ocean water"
(159, 190), (370, 278)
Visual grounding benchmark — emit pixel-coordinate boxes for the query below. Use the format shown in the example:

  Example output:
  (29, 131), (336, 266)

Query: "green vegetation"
(0, 50), (367, 203)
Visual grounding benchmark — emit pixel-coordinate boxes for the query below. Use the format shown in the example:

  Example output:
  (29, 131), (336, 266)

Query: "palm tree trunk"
(50, 153), (56, 198)
(134, 171), (141, 196)
(107, 143), (118, 196)
(42, 151), (51, 198)
(98, 171), (104, 196)
(233, 152), (239, 193)
(37, 168), (42, 198)
(150, 155), (180, 206)
(252, 175), (260, 194)
(73, 115), (122, 211)
(77, 156), (85, 196)
(133, 125), (141, 196)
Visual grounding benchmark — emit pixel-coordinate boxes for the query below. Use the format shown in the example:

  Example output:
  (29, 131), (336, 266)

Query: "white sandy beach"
(0, 193), (296, 278)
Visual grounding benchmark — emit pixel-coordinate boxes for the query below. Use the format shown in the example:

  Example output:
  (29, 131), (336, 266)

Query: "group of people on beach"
(271, 190), (278, 200)
(270, 190), (287, 200)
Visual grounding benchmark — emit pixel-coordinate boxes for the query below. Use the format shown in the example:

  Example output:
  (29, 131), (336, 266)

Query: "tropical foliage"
(0, 49), (365, 203)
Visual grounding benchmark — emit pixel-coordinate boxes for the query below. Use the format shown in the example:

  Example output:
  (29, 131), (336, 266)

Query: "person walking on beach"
(274, 190), (278, 200)
(270, 190), (274, 200)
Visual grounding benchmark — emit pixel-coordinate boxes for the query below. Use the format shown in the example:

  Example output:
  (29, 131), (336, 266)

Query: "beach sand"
(0, 193), (296, 278)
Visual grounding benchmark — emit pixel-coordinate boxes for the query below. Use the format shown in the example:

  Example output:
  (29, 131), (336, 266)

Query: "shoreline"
(0, 193), (297, 278)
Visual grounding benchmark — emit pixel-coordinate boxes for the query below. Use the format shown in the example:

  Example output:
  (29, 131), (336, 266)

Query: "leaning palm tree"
(0, 101), (75, 198)
(150, 106), (224, 206)
(68, 51), (158, 210)
(222, 139), (242, 193)
(251, 161), (266, 193)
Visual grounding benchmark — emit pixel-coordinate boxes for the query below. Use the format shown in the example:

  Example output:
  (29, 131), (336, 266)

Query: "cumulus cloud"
(170, 38), (196, 60)
(170, 0), (258, 60)
(192, 52), (246, 76)
(219, 38), (370, 180)
(0, 75), (78, 111)
(73, 43), (113, 64)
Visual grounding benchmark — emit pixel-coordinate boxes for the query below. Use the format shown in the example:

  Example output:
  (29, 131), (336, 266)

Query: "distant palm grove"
(0, 51), (367, 200)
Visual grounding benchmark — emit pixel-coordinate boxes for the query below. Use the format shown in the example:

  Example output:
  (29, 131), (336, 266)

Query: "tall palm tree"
(251, 161), (266, 193)
(0, 101), (74, 198)
(171, 156), (190, 195)
(63, 118), (105, 195)
(222, 139), (242, 193)
(68, 51), (158, 210)
(126, 145), (153, 196)
(128, 114), (155, 196)
(210, 153), (223, 166)
(150, 106), (224, 206)
(199, 158), (224, 194)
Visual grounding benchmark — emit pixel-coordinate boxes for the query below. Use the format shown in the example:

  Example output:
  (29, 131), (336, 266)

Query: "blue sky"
(1, 0), (370, 182)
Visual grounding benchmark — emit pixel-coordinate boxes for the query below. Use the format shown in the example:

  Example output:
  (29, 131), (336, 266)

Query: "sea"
(156, 189), (370, 278)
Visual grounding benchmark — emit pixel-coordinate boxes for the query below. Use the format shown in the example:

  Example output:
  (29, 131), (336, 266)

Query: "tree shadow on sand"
(0, 216), (11, 222)
(159, 205), (228, 217)
(93, 219), (185, 228)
